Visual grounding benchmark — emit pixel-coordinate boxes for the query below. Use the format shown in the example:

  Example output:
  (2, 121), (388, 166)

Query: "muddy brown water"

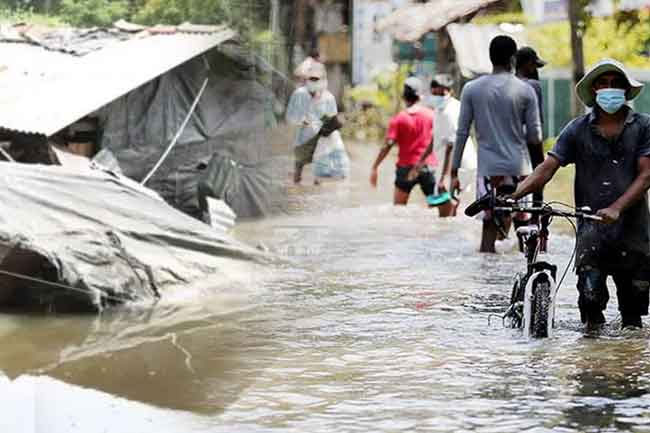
(2, 143), (650, 433)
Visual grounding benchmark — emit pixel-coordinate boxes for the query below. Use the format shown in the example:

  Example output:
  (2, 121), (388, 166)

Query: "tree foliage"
(0, 0), (270, 45)
(527, 8), (650, 69)
(470, 8), (650, 69)
(60, 0), (127, 27)
(342, 65), (411, 143)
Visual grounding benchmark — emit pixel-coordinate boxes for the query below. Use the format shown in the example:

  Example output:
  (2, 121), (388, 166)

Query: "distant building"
(279, 0), (351, 104)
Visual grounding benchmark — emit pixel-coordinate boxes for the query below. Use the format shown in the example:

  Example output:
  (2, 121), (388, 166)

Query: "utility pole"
(269, 0), (280, 63)
(568, 0), (587, 117)
(270, 0), (280, 35)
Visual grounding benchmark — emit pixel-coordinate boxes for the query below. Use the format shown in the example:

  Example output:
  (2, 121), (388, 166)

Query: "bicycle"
(465, 193), (602, 338)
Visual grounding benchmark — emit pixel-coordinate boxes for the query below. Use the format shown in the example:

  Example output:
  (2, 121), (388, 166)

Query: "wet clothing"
(395, 165), (435, 195)
(577, 253), (650, 324)
(550, 107), (650, 322)
(286, 87), (338, 149)
(549, 108), (650, 266)
(386, 105), (437, 167)
(453, 72), (542, 176)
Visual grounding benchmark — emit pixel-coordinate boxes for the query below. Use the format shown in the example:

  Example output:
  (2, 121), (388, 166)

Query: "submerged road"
(1, 143), (649, 432)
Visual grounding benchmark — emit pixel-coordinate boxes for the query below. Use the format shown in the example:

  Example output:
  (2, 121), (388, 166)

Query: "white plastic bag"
(312, 131), (350, 179)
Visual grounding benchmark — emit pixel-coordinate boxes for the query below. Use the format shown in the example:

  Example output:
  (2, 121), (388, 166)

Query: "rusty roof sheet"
(375, 0), (502, 42)
(0, 23), (235, 136)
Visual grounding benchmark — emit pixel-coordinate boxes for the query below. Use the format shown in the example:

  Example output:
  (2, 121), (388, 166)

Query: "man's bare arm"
(409, 138), (434, 181)
(441, 144), (453, 178)
(511, 155), (561, 200)
(370, 141), (394, 187)
(373, 141), (393, 170)
(527, 139), (545, 169)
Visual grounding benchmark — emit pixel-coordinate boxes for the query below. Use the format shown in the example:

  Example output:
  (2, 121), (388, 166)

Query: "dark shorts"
(395, 165), (435, 195)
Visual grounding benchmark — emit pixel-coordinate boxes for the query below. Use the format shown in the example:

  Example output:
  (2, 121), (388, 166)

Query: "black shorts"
(395, 165), (435, 195)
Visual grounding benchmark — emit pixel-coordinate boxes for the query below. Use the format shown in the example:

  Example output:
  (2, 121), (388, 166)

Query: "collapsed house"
(0, 21), (282, 311)
(0, 20), (277, 219)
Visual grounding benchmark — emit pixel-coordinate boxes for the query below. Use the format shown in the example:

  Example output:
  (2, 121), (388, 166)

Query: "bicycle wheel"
(505, 276), (524, 328)
(529, 276), (552, 338)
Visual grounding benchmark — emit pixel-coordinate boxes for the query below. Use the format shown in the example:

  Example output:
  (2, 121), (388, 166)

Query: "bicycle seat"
(516, 226), (538, 237)
(464, 193), (492, 217)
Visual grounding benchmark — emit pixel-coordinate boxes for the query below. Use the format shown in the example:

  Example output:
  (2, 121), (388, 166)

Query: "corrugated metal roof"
(375, 0), (501, 42)
(447, 23), (527, 78)
(0, 26), (235, 136)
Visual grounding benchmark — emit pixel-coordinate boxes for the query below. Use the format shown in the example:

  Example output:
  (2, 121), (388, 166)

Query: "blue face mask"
(429, 95), (446, 108)
(595, 88), (626, 114)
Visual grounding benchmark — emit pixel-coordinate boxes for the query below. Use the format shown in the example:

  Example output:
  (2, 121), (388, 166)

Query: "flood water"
(3, 143), (650, 432)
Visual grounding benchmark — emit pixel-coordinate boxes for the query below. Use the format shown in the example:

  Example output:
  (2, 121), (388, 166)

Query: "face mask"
(429, 95), (447, 108)
(595, 88), (626, 114)
(307, 79), (324, 93)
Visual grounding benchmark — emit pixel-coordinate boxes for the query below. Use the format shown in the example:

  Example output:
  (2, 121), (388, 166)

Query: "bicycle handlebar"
(464, 194), (603, 222)
(493, 204), (603, 221)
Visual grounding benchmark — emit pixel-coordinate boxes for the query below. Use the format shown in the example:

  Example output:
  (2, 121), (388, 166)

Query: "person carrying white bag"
(312, 113), (349, 182)
(286, 61), (350, 185)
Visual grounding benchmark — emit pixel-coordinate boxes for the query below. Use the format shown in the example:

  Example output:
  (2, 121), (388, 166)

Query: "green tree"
(60, 0), (128, 26)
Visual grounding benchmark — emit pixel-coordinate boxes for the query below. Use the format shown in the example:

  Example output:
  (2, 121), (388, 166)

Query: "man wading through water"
(451, 35), (543, 252)
(287, 61), (338, 184)
(370, 77), (437, 205)
(509, 59), (650, 332)
(414, 74), (477, 217)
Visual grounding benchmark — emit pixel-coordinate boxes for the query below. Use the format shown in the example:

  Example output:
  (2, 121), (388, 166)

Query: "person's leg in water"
(576, 266), (609, 333)
(418, 166), (437, 210)
(480, 219), (499, 253)
(438, 200), (455, 217)
(394, 166), (416, 205)
(478, 177), (512, 252)
(394, 187), (410, 205)
(612, 262), (650, 329)
(294, 161), (304, 184)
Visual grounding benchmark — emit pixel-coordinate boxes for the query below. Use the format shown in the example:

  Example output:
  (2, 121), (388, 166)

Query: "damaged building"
(0, 20), (277, 219)
(0, 21), (282, 311)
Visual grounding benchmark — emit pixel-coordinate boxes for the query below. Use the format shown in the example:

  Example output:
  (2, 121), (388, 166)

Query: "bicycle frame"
(465, 193), (602, 337)
(504, 216), (558, 336)
(492, 203), (599, 337)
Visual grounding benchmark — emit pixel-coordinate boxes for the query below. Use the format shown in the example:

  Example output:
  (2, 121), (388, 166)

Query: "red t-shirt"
(386, 106), (437, 167)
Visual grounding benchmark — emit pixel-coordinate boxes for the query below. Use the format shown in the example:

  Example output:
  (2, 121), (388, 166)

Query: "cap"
(576, 58), (644, 107)
(297, 59), (326, 80)
(431, 73), (455, 89)
(515, 47), (546, 69)
(404, 76), (423, 96)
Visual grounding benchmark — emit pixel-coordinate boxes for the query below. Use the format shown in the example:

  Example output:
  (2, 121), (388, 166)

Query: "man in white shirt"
(415, 74), (477, 216)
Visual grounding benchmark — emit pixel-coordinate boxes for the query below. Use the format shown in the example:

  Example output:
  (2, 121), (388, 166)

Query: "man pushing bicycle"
(509, 59), (650, 332)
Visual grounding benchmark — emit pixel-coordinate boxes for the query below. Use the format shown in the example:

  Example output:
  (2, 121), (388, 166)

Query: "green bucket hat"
(576, 58), (644, 107)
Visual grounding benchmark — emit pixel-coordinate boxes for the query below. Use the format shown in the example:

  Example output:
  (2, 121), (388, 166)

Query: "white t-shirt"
(433, 96), (477, 170)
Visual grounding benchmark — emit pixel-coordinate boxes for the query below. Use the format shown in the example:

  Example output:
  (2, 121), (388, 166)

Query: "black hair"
(489, 35), (517, 67)
(430, 79), (441, 88)
(403, 85), (419, 103)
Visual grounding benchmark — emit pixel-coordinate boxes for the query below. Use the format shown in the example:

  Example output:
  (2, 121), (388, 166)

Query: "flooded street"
(3, 144), (650, 432)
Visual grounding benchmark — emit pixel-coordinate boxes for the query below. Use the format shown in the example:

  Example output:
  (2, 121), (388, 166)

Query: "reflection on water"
(2, 144), (650, 432)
